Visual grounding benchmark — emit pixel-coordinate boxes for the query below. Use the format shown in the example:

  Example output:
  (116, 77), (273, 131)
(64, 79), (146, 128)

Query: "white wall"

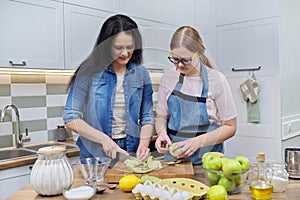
(279, 0), (300, 117)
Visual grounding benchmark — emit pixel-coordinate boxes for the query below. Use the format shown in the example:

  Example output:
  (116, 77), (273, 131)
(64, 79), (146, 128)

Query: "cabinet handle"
(9, 61), (27, 67)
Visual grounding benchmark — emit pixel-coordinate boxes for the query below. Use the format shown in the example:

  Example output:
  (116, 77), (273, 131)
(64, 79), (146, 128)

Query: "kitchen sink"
(0, 148), (36, 161)
(0, 142), (78, 162)
(24, 142), (78, 152)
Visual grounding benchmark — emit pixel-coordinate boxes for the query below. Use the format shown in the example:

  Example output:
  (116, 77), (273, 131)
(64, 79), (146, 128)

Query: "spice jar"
(270, 163), (289, 192)
(30, 146), (74, 196)
(56, 125), (66, 142)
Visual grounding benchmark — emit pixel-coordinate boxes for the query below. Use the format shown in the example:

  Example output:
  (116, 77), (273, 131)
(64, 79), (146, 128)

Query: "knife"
(109, 152), (137, 168)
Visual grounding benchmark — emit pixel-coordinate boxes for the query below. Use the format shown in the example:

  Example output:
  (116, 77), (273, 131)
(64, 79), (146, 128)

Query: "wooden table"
(8, 166), (300, 200)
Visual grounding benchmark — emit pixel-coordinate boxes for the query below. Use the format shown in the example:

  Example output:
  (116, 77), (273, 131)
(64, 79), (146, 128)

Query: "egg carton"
(132, 178), (209, 200)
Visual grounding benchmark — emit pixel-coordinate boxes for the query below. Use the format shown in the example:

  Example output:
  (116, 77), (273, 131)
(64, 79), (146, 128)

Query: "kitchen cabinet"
(216, 18), (280, 75)
(134, 18), (176, 72)
(0, 0), (64, 69)
(119, 0), (159, 22)
(215, 0), (279, 25)
(63, 0), (117, 12)
(64, 4), (113, 69)
(216, 0), (300, 163)
(0, 164), (32, 200)
(158, 0), (196, 26)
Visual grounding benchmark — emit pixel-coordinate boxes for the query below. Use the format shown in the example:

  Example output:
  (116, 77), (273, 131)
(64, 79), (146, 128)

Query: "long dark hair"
(68, 14), (143, 89)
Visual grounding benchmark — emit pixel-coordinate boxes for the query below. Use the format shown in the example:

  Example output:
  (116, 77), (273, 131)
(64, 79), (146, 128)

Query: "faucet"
(0, 104), (23, 148)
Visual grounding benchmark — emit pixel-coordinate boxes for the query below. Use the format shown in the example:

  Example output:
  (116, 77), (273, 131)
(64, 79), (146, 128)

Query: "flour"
(63, 186), (96, 200)
(271, 176), (288, 192)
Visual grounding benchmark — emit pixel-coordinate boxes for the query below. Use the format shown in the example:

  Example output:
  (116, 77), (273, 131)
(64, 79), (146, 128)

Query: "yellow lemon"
(119, 175), (142, 192)
(207, 185), (227, 200)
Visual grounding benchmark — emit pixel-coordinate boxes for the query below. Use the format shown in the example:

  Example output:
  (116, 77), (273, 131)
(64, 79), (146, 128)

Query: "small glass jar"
(56, 125), (66, 142)
(30, 146), (74, 196)
(270, 163), (289, 192)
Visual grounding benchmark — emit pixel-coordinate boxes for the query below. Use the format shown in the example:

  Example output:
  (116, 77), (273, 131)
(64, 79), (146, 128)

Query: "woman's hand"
(155, 133), (172, 153)
(136, 146), (151, 162)
(101, 136), (128, 159)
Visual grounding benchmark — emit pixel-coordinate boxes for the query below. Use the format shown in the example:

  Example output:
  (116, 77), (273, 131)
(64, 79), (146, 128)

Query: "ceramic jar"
(30, 146), (74, 196)
(270, 163), (289, 192)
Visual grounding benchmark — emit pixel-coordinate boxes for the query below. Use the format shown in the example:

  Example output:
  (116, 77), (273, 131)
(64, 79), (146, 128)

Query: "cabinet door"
(64, 0), (117, 12)
(215, 0), (279, 25)
(0, 0), (64, 69)
(0, 165), (32, 199)
(216, 18), (280, 75)
(64, 4), (113, 69)
(134, 18), (176, 72)
(158, 0), (196, 26)
(119, 0), (159, 22)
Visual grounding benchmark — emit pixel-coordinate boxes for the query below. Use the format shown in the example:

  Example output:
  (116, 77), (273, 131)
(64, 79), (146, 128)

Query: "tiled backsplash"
(0, 74), (72, 148)
(0, 72), (161, 148)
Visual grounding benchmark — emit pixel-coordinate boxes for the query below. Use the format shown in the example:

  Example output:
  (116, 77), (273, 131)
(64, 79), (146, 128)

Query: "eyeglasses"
(168, 52), (197, 65)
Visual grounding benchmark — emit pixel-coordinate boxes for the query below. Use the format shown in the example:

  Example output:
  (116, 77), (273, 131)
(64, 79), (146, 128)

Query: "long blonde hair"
(170, 26), (213, 68)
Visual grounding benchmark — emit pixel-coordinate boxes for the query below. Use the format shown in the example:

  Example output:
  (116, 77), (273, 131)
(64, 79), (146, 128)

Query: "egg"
(181, 191), (191, 199)
(160, 190), (172, 200)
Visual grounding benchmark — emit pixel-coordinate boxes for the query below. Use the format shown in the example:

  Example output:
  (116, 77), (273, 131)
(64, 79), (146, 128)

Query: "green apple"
(207, 185), (227, 200)
(221, 157), (230, 165)
(222, 159), (242, 179)
(207, 171), (220, 185)
(234, 155), (250, 171)
(233, 175), (243, 186)
(218, 176), (235, 192)
(202, 153), (222, 171)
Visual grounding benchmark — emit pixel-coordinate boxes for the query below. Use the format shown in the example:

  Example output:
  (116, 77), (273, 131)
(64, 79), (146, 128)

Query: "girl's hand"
(176, 138), (199, 159)
(136, 146), (151, 162)
(155, 133), (172, 153)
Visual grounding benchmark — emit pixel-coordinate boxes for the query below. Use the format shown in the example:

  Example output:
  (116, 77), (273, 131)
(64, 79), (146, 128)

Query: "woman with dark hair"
(155, 26), (237, 165)
(63, 14), (154, 161)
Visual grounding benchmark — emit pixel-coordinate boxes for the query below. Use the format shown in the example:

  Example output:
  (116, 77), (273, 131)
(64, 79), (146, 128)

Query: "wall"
(0, 72), (161, 148)
(280, 0), (300, 152)
(280, 0), (300, 116)
(0, 73), (71, 148)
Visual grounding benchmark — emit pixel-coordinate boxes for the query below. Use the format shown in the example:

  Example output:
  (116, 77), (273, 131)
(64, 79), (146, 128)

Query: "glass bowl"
(79, 157), (111, 186)
(202, 166), (249, 194)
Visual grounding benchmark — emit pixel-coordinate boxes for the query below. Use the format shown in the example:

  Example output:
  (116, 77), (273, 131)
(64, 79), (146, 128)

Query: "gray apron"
(165, 64), (223, 165)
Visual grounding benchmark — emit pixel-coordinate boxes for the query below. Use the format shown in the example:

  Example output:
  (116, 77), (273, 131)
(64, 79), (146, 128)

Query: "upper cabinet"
(216, 18), (280, 75)
(215, 0), (279, 25)
(158, 0), (196, 26)
(119, 0), (159, 22)
(63, 0), (117, 12)
(0, 0), (64, 69)
(64, 4), (113, 69)
(0, 0), (212, 70)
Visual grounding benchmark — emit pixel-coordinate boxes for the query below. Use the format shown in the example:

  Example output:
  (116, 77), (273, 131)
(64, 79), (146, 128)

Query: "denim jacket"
(63, 62), (155, 157)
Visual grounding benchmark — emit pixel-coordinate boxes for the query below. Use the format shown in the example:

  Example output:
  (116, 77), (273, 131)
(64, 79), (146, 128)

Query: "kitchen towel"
(240, 74), (260, 123)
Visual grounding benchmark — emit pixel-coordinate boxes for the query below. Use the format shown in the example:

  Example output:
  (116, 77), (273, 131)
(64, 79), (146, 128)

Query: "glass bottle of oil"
(249, 153), (273, 199)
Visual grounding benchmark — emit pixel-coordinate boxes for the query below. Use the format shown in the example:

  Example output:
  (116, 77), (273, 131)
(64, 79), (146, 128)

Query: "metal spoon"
(97, 183), (117, 190)
(95, 186), (106, 194)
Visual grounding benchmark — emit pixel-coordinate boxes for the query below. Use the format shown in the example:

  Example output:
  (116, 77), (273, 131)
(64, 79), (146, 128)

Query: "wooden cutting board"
(105, 160), (194, 183)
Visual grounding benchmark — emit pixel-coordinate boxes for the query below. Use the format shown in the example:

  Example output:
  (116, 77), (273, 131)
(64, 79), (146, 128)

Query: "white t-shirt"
(156, 67), (237, 125)
(112, 74), (126, 139)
